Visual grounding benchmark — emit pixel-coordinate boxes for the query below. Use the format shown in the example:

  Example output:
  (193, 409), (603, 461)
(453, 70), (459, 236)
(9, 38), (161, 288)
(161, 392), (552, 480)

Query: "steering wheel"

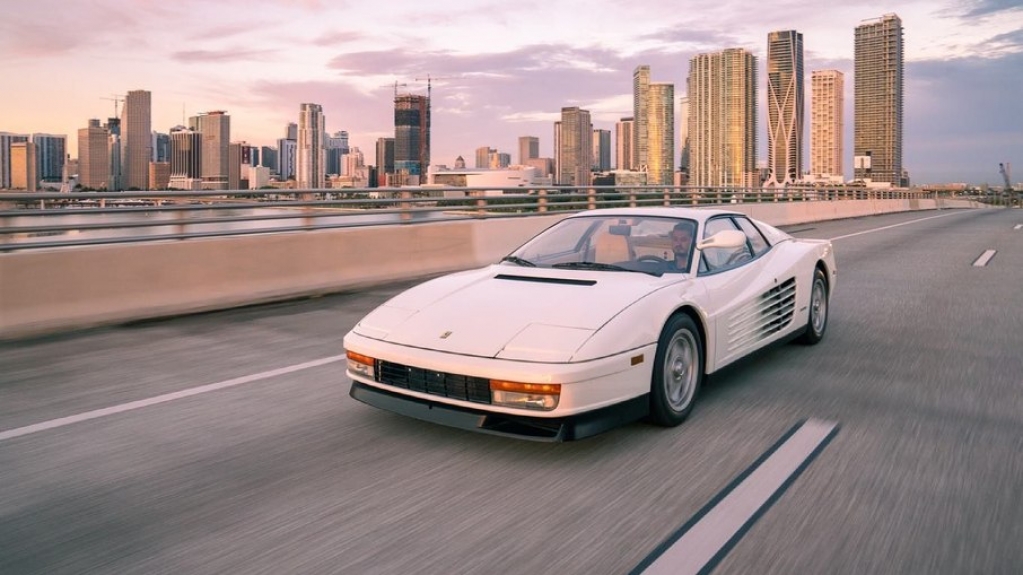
(636, 255), (670, 264)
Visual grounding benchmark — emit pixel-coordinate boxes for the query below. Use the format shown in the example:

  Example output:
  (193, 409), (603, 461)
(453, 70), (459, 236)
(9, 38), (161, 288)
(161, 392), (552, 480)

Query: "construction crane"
(999, 162), (1012, 191)
(100, 94), (125, 117)
(380, 82), (408, 97)
(414, 75), (462, 100)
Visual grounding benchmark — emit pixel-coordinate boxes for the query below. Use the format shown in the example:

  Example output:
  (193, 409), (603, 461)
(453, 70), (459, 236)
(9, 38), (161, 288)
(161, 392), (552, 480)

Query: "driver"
(670, 222), (695, 271)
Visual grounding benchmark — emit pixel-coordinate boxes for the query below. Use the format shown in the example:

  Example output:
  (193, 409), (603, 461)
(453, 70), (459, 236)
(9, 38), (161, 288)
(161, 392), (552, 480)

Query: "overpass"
(1, 207), (1020, 574)
(0, 186), (987, 339)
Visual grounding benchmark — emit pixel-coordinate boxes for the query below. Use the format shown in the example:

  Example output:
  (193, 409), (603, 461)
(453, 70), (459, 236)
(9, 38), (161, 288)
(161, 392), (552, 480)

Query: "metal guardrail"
(0, 184), (935, 251)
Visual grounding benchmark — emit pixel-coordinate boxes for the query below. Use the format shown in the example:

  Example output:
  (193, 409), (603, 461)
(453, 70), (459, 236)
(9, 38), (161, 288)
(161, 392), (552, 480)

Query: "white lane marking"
(0, 354), (346, 443)
(638, 419), (838, 575)
(828, 211), (968, 241)
(973, 250), (997, 267)
(1014, 224), (1022, 230)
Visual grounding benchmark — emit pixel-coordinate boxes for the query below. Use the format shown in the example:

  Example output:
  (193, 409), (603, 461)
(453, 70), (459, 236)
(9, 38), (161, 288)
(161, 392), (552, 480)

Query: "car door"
(698, 216), (792, 371)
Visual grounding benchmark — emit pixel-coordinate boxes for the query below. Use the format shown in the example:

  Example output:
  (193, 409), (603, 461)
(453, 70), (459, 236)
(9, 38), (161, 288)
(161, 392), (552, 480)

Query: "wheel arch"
(814, 259), (831, 289)
(666, 305), (709, 375)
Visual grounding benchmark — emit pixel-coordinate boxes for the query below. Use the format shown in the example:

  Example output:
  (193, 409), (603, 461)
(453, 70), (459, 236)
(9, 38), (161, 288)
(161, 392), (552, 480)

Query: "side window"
(734, 217), (770, 256)
(701, 217), (753, 272)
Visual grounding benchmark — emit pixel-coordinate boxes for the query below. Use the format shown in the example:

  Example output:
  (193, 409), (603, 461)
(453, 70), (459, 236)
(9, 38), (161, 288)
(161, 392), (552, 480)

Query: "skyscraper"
(394, 92), (430, 182)
(105, 118), (122, 191)
(78, 120), (110, 190)
(375, 137), (395, 183)
(190, 111), (230, 189)
(31, 134), (66, 183)
(122, 89), (152, 189)
(10, 141), (37, 191)
(616, 118), (634, 171)
(169, 126), (202, 190)
(228, 142), (242, 191)
(854, 14), (903, 185)
(678, 98), (691, 177)
(811, 70), (844, 179)
(632, 65), (650, 171)
(556, 107), (592, 187)
(592, 129), (611, 172)
(277, 138), (296, 180)
(648, 83), (675, 185)
(152, 132), (170, 163)
(297, 103), (325, 189)
(475, 146), (495, 169)
(1, 132), (30, 189)
(766, 30), (804, 185)
(519, 136), (539, 165)
(326, 131), (349, 176)
(688, 48), (758, 188)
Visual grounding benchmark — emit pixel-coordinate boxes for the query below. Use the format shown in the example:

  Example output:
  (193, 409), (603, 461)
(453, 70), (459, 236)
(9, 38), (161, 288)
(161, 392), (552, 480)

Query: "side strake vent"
(494, 274), (597, 286)
(726, 277), (797, 353)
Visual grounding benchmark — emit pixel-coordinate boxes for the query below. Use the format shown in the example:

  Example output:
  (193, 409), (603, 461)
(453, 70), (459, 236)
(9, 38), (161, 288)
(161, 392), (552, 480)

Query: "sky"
(2, 0), (1021, 185)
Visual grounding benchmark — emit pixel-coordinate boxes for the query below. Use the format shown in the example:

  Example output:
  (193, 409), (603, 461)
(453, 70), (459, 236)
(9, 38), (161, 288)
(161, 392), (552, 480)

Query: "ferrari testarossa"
(344, 207), (836, 441)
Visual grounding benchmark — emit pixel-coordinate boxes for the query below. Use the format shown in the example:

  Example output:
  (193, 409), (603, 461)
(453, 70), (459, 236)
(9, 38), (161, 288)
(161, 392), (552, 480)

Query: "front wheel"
(799, 268), (829, 345)
(649, 314), (704, 427)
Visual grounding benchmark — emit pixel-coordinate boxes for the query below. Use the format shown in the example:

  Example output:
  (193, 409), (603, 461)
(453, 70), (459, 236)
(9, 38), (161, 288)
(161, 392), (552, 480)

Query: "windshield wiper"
(500, 255), (536, 267)
(553, 261), (662, 277)
(553, 261), (630, 272)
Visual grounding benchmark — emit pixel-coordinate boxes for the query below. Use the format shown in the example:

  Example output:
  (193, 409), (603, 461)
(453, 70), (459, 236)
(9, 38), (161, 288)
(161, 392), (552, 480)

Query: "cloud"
(171, 48), (276, 63)
(904, 52), (1023, 182)
(313, 30), (368, 47)
(960, 0), (1023, 17)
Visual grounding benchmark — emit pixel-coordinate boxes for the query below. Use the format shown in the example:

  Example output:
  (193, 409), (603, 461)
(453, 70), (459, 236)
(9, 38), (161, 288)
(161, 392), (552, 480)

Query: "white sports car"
(344, 207), (835, 441)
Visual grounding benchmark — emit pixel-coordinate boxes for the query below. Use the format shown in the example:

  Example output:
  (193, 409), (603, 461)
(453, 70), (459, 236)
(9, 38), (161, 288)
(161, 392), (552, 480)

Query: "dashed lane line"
(630, 419), (839, 575)
(973, 250), (997, 267)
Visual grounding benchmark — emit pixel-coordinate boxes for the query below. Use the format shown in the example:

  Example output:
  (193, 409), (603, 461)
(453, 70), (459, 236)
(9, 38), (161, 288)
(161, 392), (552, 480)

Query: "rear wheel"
(799, 267), (829, 345)
(650, 314), (704, 427)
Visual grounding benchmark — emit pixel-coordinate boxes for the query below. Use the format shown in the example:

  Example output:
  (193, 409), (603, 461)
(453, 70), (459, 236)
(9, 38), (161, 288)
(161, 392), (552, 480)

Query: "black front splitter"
(349, 380), (649, 442)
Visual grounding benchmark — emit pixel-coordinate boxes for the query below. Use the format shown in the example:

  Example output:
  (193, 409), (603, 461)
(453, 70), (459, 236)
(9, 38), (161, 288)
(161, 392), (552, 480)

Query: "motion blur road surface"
(2, 208), (1021, 574)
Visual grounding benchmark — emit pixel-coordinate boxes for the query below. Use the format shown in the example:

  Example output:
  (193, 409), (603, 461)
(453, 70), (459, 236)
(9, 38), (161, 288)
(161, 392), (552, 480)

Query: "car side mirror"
(696, 229), (747, 250)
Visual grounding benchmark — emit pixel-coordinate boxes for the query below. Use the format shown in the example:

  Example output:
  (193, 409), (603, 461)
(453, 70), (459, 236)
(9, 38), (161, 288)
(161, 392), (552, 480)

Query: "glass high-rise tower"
(766, 30), (804, 185)
(189, 111), (230, 190)
(297, 103), (325, 189)
(854, 13), (903, 185)
(632, 66), (650, 172)
(647, 83), (675, 185)
(688, 48), (758, 188)
(811, 70), (844, 179)
(122, 90), (152, 190)
(556, 107), (592, 187)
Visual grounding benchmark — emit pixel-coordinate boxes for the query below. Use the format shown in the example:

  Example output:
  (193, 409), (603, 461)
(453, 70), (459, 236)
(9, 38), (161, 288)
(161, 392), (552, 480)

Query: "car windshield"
(504, 215), (698, 275)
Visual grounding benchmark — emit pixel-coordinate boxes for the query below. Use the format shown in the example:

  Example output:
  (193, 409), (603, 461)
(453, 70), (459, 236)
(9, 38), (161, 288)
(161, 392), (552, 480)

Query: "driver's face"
(671, 230), (693, 253)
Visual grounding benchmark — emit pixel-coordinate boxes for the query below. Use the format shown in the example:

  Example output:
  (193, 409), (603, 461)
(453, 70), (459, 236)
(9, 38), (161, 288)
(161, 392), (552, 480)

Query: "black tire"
(649, 314), (704, 427)
(799, 267), (829, 345)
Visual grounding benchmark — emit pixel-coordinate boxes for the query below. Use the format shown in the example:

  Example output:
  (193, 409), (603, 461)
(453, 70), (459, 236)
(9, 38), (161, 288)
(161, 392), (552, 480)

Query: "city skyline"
(2, 0), (1021, 185)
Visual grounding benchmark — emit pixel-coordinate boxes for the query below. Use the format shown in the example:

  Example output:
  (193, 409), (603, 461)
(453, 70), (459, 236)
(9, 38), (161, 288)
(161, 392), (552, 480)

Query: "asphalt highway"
(1, 208), (1021, 574)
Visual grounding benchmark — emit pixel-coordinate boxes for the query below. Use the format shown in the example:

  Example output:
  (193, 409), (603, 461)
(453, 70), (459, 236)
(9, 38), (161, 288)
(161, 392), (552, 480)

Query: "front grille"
(376, 360), (491, 404)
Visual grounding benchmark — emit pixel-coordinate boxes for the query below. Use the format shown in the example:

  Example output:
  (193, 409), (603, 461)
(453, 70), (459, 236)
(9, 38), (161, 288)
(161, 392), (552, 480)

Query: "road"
(1, 208), (1021, 574)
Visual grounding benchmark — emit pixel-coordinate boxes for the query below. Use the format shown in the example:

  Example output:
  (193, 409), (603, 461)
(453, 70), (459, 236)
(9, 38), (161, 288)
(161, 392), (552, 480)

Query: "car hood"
(353, 265), (680, 361)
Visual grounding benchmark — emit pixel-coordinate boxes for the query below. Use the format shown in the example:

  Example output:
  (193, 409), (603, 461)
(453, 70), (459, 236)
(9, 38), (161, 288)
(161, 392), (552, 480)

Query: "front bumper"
(350, 380), (648, 442)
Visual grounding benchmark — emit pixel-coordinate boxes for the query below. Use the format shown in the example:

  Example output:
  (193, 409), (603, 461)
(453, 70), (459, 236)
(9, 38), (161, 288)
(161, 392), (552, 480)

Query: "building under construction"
(393, 93), (430, 185)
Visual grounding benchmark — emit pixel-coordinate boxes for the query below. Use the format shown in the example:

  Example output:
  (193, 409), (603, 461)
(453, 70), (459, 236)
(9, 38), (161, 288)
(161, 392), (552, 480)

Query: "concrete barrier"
(0, 199), (985, 339)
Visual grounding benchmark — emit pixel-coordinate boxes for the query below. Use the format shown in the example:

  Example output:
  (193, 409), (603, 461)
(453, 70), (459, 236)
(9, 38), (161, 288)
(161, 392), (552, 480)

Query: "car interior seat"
(594, 232), (632, 263)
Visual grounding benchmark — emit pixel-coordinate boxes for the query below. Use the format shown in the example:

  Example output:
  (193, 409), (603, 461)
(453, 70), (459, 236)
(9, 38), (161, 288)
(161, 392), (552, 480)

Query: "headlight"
(346, 350), (376, 379)
(490, 380), (560, 411)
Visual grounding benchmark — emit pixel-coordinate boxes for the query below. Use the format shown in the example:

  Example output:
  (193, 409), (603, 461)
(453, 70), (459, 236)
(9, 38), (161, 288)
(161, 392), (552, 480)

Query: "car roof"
(565, 207), (742, 224)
